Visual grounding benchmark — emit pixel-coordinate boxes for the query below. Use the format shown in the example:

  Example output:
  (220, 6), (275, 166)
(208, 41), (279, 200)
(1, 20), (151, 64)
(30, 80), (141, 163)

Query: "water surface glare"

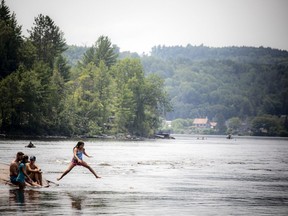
(0, 136), (288, 215)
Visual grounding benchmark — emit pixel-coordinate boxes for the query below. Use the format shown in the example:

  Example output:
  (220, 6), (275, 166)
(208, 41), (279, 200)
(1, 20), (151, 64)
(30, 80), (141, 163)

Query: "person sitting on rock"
(26, 156), (43, 186)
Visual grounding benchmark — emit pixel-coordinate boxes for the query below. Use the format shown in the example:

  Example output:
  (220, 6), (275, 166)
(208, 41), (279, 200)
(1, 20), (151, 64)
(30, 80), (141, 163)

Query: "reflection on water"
(10, 189), (25, 205)
(7, 189), (42, 214)
(68, 192), (84, 210)
(0, 136), (288, 215)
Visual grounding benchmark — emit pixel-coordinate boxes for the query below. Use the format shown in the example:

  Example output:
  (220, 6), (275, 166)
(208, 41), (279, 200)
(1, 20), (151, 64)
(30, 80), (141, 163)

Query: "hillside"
(141, 45), (288, 121)
(64, 44), (288, 135)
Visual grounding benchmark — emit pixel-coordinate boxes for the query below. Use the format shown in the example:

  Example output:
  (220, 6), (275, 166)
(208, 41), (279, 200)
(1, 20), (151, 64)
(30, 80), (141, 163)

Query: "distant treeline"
(143, 45), (288, 119)
(143, 45), (288, 136)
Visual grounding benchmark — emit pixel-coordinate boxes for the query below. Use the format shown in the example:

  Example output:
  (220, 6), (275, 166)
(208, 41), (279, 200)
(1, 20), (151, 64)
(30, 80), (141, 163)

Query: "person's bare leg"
(34, 173), (42, 185)
(30, 181), (41, 187)
(38, 173), (43, 186)
(29, 173), (35, 179)
(25, 180), (33, 187)
(57, 163), (76, 181)
(81, 161), (101, 178)
(33, 173), (39, 185)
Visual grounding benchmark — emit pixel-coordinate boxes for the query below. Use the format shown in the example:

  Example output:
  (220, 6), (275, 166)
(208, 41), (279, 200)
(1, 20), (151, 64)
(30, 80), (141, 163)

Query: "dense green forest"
(65, 45), (288, 136)
(65, 44), (288, 136)
(1, 0), (288, 137)
(141, 45), (288, 136)
(0, 1), (170, 138)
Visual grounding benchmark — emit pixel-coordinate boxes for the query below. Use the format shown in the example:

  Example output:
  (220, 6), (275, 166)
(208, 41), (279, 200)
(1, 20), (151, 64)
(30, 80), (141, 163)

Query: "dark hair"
(17, 152), (24, 156)
(30, 155), (36, 161)
(73, 141), (84, 151)
(21, 155), (29, 163)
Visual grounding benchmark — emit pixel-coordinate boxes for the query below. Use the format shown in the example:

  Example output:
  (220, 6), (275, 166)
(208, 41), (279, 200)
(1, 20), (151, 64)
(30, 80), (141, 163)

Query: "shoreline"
(0, 134), (151, 141)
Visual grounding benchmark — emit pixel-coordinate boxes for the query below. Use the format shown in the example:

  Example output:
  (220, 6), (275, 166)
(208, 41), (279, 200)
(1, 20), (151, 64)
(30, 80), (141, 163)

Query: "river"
(0, 135), (288, 215)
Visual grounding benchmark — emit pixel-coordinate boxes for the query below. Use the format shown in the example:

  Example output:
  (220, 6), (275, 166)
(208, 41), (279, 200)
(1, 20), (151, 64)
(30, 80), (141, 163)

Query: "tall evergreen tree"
(55, 55), (71, 82)
(28, 14), (67, 68)
(0, 0), (23, 78)
(82, 36), (118, 68)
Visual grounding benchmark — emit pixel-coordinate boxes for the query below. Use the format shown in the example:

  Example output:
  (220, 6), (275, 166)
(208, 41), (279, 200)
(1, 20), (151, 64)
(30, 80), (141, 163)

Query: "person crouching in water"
(16, 155), (34, 190)
(26, 156), (43, 186)
(57, 141), (101, 181)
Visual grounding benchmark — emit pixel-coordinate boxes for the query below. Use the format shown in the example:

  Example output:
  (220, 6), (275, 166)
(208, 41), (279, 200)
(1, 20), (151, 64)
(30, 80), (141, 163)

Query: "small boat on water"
(0, 162), (55, 188)
(25, 141), (36, 148)
(226, 134), (233, 139)
(154, 132), (175, 139)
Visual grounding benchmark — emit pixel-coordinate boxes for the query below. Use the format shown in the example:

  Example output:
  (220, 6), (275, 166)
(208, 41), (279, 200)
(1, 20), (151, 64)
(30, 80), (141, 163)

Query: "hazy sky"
(6, 0), (288, 54)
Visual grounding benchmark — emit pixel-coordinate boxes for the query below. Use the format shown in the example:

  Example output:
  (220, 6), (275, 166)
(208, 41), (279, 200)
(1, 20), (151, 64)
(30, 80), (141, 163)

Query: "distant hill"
(141, 45), (288, 121)
(63, 45), (89, 66)
(149, 45), (288, 64)
(64, 44), (288, 122)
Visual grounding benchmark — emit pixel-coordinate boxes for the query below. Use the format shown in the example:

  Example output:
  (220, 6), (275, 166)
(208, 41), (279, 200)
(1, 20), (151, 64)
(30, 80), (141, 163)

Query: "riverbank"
(0, 133), (159, 141)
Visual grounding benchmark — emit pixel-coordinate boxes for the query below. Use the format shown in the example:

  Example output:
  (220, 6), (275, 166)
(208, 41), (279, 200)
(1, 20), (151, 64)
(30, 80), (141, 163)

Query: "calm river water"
(0, 135), (288, 215)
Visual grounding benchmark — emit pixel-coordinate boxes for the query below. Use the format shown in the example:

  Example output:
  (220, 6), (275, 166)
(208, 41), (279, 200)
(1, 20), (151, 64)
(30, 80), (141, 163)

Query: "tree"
(215, 113), (227, 134)
(54, 55), (71, 82)
(142, 74), (172, 134)
(112, 59), (171, 137)
(93, 61), (114, 134)
(46, 67), (68, 134)
(82, 36), (118, 68)
(19, 39), (37, 70)
(16, 67), (43, 134)
(63, 62), (107, 135)
(0, 72), (22, 133)
(0, 0), (23, 78)
(28, 14), (67, 68)
(0, 66), (43, 134)
(112, 59), (141, 135)
(227, 117), (241, 134)
(251, 115), (282, 136)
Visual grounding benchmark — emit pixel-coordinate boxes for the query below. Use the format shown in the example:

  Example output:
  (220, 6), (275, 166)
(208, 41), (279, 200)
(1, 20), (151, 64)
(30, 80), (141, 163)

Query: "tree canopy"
(28, 14), (67, 68)
(82, 36), (118, 68)
(141, 45), (288, 136)
(0, 1), (170, 137)
(0, 0), (23, 79)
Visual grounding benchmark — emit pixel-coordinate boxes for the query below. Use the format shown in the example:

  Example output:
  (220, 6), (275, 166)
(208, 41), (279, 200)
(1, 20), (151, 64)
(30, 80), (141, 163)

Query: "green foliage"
(226, 117), (242, 134)
(19, 39), (37, 70)
(64, 45), (88, 66)
(65, 63), (103, 135)
(0, 0), (23, 78)
(111, 59), (136, 134)
(2, 3), (172, 137)
(111, 58), (170, 137)
(143, 45), (288, 136)
(1, 0), (287, 137)
(251, 115), (285, 136)
(28, 14), (67, 68)
(142, 45), (288, 124)
(54, 55), (71, 82)
(82, 36), (118, 68)
(170, 118), (193, 134)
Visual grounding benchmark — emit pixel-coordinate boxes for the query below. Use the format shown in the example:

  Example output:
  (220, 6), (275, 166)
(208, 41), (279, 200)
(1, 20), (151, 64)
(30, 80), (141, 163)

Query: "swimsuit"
(10, 162), (19, 184)
(72, 150), (83, 165)
(16, 163), (26, 183)
(10, 175), (17, 184)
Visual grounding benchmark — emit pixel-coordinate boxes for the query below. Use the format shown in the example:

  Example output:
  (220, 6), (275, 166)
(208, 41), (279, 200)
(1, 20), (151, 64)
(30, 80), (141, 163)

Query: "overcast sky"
(6, 0), (288, 54)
